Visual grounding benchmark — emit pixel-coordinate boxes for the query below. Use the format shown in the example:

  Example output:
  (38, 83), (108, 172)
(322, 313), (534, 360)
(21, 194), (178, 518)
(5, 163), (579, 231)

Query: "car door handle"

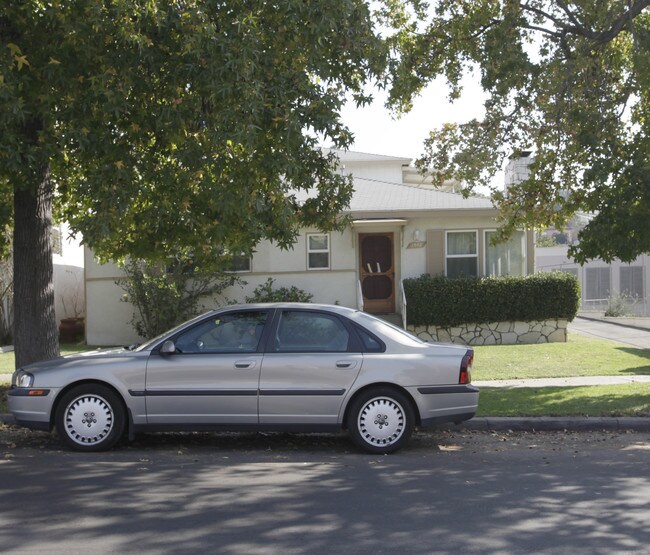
(234, 360), (257, 369)
(336, 360), (357, 369)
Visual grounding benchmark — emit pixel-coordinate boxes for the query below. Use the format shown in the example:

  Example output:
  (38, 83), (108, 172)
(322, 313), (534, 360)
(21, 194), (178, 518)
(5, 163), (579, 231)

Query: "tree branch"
(521, 0), (650, 45)
(555, 0), (583, 29)
(595, 0), (650, 44)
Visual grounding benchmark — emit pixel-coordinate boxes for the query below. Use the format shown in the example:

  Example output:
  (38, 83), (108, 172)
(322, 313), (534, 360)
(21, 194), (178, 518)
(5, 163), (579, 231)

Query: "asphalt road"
(1, 426), (649, 554)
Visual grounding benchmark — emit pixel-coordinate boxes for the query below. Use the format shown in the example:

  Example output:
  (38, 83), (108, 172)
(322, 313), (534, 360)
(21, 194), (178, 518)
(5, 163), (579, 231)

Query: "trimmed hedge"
(403, 272), (580, 327)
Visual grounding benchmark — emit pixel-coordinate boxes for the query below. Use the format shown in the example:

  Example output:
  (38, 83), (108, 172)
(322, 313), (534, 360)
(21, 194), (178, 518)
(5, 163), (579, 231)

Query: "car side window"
(174, 311), (267, 354)
(274, 311), (350, 352)
(355, 326), (385, 353)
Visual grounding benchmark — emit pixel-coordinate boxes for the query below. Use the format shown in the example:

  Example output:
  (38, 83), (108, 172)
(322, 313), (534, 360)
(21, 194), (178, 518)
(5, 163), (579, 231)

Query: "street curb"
(2, 412), (650, 432)
(446, 416), (650, 432)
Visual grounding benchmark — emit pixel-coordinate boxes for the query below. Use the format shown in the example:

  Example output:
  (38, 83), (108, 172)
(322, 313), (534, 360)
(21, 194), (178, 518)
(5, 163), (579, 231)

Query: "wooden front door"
(359, 233), (395, 313)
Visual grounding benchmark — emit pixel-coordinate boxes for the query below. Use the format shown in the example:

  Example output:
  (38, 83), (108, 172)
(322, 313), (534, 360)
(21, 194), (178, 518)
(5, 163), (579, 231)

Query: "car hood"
(20, 347), (145, 373)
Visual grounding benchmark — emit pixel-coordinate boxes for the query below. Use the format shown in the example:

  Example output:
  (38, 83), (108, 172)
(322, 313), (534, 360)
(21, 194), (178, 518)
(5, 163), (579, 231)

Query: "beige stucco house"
(85, 150), (535, 345)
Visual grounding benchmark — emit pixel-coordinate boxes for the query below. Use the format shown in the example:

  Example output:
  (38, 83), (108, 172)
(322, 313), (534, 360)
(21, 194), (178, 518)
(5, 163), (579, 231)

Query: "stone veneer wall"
(408, 319), (568, 345)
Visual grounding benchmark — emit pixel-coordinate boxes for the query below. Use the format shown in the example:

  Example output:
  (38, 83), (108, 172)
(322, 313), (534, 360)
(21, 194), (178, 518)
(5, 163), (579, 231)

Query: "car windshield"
(134, 311), (214, 352)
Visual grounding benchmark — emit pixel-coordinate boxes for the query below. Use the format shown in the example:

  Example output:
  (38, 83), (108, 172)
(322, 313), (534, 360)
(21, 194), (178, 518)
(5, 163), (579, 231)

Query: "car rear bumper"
(408, 384), (479, 428)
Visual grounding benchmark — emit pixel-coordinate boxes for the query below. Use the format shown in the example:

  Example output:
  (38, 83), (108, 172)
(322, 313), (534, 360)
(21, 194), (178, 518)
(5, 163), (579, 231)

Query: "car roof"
(216, 303), (360, 316)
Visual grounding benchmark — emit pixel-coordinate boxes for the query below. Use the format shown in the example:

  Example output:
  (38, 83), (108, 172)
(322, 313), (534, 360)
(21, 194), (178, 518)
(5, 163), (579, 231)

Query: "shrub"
(245, 278), (313, 303)
(118, 257), (238, 339)
(605, 293), (634, 317)
(403, 272), (580, 327)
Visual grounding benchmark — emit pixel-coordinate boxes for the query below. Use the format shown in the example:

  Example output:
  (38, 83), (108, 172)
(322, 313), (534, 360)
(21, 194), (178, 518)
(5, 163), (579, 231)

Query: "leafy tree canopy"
(1, 0), (386, 366)
(385, 0), (650, 263)
(1, 0), (385, 264)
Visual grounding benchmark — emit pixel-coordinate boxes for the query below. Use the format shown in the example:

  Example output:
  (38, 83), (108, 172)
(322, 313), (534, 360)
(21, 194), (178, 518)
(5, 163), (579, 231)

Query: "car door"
(144, 310), (269, 425)
(258, 309), (363, 426)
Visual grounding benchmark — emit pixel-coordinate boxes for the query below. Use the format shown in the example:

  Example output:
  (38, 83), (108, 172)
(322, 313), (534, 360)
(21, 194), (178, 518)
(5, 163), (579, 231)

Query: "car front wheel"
(55, 384), (126, 452)
(347, 387), (415, 454)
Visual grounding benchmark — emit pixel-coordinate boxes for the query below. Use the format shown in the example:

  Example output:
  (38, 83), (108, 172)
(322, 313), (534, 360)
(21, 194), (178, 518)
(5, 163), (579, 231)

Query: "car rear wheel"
(55, 384), (125, 452)
(347, 387), (415, 454)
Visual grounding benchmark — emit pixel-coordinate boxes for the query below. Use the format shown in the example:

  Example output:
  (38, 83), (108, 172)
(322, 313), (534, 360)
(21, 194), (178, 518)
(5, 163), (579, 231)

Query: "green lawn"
(478, 383), (650, 417)
(472, 334), (650, 380)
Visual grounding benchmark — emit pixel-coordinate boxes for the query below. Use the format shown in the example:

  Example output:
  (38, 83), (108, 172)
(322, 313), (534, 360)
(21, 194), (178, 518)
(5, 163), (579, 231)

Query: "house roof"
(347, 177), (494, 213)
(323, 148), (412, 164)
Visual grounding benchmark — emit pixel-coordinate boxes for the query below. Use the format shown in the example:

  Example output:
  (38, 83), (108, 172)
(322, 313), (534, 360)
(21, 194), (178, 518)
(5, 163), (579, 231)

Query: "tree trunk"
(13, 162), (60, 369)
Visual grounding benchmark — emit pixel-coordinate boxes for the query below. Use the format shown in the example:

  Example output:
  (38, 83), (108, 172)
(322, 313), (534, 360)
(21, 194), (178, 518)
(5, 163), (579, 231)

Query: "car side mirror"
(160, 340), (176, 355)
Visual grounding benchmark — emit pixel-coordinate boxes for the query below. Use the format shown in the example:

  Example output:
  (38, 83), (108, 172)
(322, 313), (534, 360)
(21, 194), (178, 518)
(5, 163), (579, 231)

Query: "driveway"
(568, 316), (650, 349)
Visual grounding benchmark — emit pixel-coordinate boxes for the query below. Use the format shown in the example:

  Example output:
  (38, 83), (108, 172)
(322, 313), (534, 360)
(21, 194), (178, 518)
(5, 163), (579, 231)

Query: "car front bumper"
(7, 387), (60, 432)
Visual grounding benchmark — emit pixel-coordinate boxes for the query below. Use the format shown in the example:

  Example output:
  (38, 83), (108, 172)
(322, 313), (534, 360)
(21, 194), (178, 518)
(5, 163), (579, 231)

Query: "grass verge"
(473, 334), (650, 380)
(477, 383), (650, 417)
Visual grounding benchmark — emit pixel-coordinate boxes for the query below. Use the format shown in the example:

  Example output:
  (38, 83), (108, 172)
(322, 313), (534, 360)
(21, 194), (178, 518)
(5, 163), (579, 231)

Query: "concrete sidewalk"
(474, 375), (650, 388)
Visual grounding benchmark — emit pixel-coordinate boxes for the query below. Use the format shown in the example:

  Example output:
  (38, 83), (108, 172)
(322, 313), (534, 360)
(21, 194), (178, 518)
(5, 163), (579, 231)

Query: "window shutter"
(426, 230), (444, 276)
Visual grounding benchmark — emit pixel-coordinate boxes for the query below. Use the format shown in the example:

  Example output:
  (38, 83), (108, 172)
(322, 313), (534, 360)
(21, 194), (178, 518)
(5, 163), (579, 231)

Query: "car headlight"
(12, 370), (34, 388)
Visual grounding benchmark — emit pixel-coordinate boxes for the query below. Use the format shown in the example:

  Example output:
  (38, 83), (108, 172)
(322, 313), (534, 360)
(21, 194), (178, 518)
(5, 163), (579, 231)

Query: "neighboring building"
(85, 150), (535, 345)
(0, 223), (84, 347)
(53, 222), (85, 325)
(504, 152), (650, 316)
(536, 246), (649, 316)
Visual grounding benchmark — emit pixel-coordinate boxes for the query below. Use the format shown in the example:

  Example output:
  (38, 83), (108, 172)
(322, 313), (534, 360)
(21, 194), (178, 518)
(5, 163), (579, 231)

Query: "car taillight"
(459, 349), (473, 384)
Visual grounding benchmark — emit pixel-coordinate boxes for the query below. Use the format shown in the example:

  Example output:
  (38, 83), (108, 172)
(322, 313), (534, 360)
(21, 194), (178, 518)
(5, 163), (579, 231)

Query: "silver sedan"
(9, 303), (479, 454)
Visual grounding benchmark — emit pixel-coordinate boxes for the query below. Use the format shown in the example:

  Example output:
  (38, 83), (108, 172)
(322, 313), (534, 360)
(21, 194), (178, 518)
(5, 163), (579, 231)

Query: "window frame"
(306, 232), (331, 271)
(445, 230), (479, 278)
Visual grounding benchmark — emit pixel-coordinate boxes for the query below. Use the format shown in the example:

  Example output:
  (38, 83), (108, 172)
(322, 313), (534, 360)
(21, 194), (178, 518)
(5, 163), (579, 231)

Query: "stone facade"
(408, 319), (568, 345)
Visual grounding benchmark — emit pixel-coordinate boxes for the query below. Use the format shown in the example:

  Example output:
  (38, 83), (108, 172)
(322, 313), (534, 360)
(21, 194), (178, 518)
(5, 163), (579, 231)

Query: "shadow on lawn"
(614, 347), (650, 374)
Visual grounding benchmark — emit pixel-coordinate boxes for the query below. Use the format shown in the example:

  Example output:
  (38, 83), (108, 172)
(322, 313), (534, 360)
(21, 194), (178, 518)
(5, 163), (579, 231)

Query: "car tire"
(347, 387), (415, 454)
(55, 384), (126, 452)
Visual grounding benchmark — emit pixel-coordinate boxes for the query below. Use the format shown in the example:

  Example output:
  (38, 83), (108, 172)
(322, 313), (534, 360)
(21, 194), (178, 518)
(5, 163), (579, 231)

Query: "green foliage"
(245, 278), (313, 303)
(535, 234), (557, 248)
(605, 293), (634, 317)
(404, 272), (580, 327)
(384, 1), (650, 263)
(1, 0), (387, 261)
(0, 0), (387, 364)
(118, 257), (238, 339)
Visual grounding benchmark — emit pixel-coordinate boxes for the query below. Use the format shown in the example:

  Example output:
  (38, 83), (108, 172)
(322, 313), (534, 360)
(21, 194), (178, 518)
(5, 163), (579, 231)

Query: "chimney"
(504, 151), (533, 194)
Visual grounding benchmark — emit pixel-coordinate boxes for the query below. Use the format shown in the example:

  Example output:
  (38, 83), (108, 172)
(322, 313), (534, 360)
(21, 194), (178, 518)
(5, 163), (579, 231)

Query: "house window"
(585, 267), (611, 301)
(620, 266), (644, 299)
(226, 254), (251, 273)
(446, 231), (478, 277)
(485, 230), (525, 277)
(307, 233), (330, 270)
